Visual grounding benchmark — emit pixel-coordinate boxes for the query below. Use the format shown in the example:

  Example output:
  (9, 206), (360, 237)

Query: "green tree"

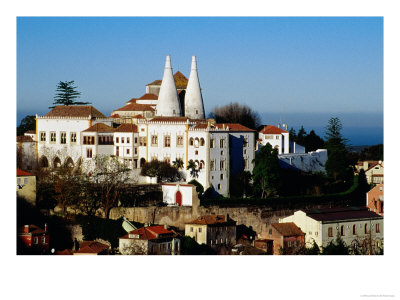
(17, 115), (36, 136)
(188, 179), (204, 197)
(209, 102), (261, 130)
(140, 159), (181, 182)
(252, 143), (280, 198)
(296, 126), (307, 146)
(172, 158), (184, 169)
(50, 80), (90, 108)
(187, 159), (199, 179)
(288, 127), (297, 142)
(321, 235), (350, 255)
(324, 117), (349, 181)
(304, 130), (325, 152)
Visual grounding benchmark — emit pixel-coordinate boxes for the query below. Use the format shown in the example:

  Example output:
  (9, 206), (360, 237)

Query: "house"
(119, 225), (180, 255)
(74, 241), (110, 255)
(281, 207), (384, 253)
(16, 168), (36, 205)
(367, 184), (384, 216)
(258, 124), (290, 154)
(161, 183), (200, 207)
(113, 123), (139, 169)
(261, 222), (305, 255)
(185, 214), (236, 248)
(17, 224), (49, 254)
(17, 135), (37, 171)
(356, 160), (384, 185)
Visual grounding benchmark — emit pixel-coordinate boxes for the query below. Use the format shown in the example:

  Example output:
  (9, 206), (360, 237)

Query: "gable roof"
(17, 168), (34, 176)
(366, 162), (384, 172)
(187, 215), (236, 225)
(120, 225), (178, 240)
(304, 207), (383, 222)
(44, 106), (106, 118)
(114, 103), (155, 112)
(76, 241), (109, 254)
(115, 123), (138, 133)
(148, 116), (189, 123)
(82, 123), (115, 133)
(146, 71), (188, 89)
(259, 125), (288, 134)
(271, 222), (304, 237)
(18, 224), (46, 235)
(138, 93), (158, 100)
(214, 123), (255, 132)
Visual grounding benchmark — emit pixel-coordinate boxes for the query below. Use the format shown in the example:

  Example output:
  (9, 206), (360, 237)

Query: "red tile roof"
(366, 163), (383, 172)
(187, 215), (236, 225)
(132, 114), (145, 119)
(127, 98), (137, 104)
(115, 123), (138, 133)
(138, 93), (158, 100)
(17, 168), (34, 176)
(271, 222), (304, 237)
(110, 114), (120, 118)
(120, 225), (178, 240)
(44, 106), (106, 118)
(259, 125), (288, 134)
(83, 123), (115, 133)
(114, 103), (155, 112)
(214, 123), (255, 132)
(17, 136), (34, 143)
(147, 71), (188, 89)
(75, 241), (109, 254)
(304, 207), (383, 222)
(149, 116), (189, 123)
(55, 249), (74, 255)
(18, 224), (46, 234)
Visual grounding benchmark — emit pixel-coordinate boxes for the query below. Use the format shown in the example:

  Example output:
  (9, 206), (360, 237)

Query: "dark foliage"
(229, 171), (253, 198)
(321, 235), (350, 255)
(180, 236), (216, 255)
(188, 179), (204, 197)
(17, 115), (36, 136)
(140, 159), (182, 182)
(209, 102), (261, 130)
(359, 144), (384, 161)
(50, 80), (90, 108)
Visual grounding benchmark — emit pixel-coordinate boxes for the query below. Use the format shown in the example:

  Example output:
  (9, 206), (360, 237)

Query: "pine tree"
(50, 80), (90, 108)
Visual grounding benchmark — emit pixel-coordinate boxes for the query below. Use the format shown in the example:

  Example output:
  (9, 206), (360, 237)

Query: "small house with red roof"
(262, 222), (305, 255)
(74, 241), (110, 255)
(17, 224), (50, 254)
(367, 184), (384, 216)
(16, 168), (36, 204)
(119, 225), (180, 255)
(185, 214), (236, 248)
(258, 124), (292, 154)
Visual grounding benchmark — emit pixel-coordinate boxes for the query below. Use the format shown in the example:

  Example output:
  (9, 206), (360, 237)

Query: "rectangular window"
(199, 228), (202, 233)
(220, 160), (225, 170)
(134, 148), (137, 155)
(376, 223), (380, 233)
(34, 237), (38, 244)
(121, 137), (125, 143)
(70, 132), (77, 143)
(42, 236), (46, 244)
(86, 148), (93, 158)
(220, 139), (225, 148)
(210, 160), (215, 171)
(244, 158), (249, 170)
(127, 149), (130, 155)
(116, 137), (119, 143)
(151, 135), (158, 146)
(17, 178), (21, 185)
(134, 137), (138, 144)
(243, 137), (248, 147)
(177, 135), (184, 146)
(127, 137), (130, 144)
(24, 178), (28, 185)
(210, 139), (215, 148)
(190, 227), (193, 232)
(40, 132), (46, 142)
(328, 227), (333, 237)
(50, 132), (56, 143)
(269, 229), (272, 235)
(220, 173), (224, 180)
(60, 132), (66, 144)
(164, 135), (171, 147)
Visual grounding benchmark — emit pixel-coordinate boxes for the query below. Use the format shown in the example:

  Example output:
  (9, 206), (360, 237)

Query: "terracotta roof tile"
(214, 123), (255, 132)
(110, 114), (120, 118)
(259, 125), (288, 134)
(271, 222), (304, 237)
(138, 93), (158, 100)
(44, 106), (106, 118)
(83, 123), (115, 133)
(115, 123), (138, 133)
(17, 168), (34, 176)
(149, 116), (189, 123)
(126, 98), (137, 104)
(17, 136), (34, 143)
(114, 103), (155, 112)
(120, 225), (178, 240)
(146, 71), (188, 89)
(187, 215), (236, 225)
(76, 241), (109, 254)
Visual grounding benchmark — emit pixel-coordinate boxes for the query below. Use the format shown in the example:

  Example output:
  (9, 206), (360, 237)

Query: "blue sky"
(17, 17), (383, 144)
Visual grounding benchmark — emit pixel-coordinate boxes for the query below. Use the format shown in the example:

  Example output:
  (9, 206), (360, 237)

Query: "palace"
(35, 56), (255, 197)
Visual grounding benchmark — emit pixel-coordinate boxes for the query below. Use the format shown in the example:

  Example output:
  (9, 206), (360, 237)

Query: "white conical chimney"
(156, 55), (182, 117)
(184, 56), (205, 119)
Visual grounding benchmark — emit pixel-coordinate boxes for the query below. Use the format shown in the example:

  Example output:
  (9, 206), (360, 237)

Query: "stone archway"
(53, 156), (61, 168)
(39, 156), (49, 168)
(65, 157), (74, 168)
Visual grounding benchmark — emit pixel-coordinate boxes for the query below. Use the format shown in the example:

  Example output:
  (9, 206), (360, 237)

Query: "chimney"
(44, 223), (48, 232)
(24, 225), (29, 233)
(363, 161), (369, 170)
(164, 224), (169, 230)
(278, 123), (280, 128)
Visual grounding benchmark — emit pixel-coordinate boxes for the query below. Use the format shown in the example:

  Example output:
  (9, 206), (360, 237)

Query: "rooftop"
(114, 103), (155, 112)
(114, 123), (138, 133)
(138, 93), (158, 100)
(17, 168), (34, 177)
(18, 224), (46, 235)
(259, 125), (288, 134)
(187, 215), (236, 225)
(304, 207), (383, 222)
(148, 116), (190, 123)
(272, 222), (304, 237)
(83, 123), (115, 133)
(44, 105), (106, 118)
(17, 135), (34, 143)
(120, 225), (178, 240)
(147, 71), (188, 89)
(75, 241), (109, 254)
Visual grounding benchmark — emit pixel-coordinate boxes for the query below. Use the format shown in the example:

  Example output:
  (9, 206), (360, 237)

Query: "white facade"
(162, 183), (195, 206)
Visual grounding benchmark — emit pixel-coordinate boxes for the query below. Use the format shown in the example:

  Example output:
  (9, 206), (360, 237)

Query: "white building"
(281, 207), (384, 252)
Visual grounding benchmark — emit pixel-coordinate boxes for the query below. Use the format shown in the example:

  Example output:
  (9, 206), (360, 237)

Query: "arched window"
(365, 223), (369, 234)
(353, 224), (357, 235)
(140, 158), (146, 167)
(53, 157), (61, 168)
(340, 225), (345, 236)
(65, 157), (74, 168)
(200, 138), (205, 146)
(199, 160), (205, 169)
(39, 156), (49, 168)
(194, 138), (199, 148)
(189, 138), (194, 146)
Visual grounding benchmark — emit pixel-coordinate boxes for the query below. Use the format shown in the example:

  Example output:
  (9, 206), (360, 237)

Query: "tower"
(184, 56), (205, 119)
(155, 55), (182, 117)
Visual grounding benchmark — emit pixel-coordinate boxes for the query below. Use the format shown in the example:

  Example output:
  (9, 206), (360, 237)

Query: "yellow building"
(17, 169), (36, 205)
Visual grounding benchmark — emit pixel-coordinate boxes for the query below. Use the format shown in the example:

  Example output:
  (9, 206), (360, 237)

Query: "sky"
(17, 17), (383, 145)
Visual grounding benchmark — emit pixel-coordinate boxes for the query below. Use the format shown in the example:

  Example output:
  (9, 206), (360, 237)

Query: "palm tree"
(172, 158), (184, 170)
(187, 159), (198, 178)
